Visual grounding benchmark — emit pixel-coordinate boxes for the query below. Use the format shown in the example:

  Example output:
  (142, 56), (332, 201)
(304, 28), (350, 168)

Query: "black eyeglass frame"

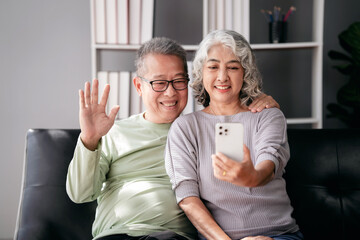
(138, 76), (189, 92)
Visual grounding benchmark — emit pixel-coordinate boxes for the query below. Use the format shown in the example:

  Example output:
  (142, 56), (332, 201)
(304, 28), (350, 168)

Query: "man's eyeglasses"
(139, 76), (189, 92)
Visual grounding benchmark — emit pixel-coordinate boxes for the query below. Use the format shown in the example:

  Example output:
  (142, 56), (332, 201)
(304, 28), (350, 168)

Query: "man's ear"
(133, 76), (142, 96)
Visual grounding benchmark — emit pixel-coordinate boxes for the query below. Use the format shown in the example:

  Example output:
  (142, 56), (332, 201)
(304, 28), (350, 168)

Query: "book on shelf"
(119, 71), (131, 119)
(206, 0), (245, 36)
(129, 0), (141, 44)
(108, 72), (119, 118)
(233, 0), (243, 35)
(216, 0), (225, 29)
(208, 0), (216, 32)
(140, 0), (154, 43)
(225, 0), (233, 30)
(94, 0), (106, 43)
(97, 71), (109, 112)
(93, 0), (154, 45)
(117, 0), (129, 44)
(106, 0), (117, 44)
(97, 71), (136, 119)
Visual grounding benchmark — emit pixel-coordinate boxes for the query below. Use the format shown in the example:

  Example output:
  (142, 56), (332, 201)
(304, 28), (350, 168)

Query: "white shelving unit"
(90, 0), (324, 128)
(203, 0), (324, 128)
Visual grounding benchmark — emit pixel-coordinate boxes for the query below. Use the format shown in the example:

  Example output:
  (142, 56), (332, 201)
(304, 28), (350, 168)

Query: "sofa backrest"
(285, 129), (360, 240)
(14, 128), (360, 240)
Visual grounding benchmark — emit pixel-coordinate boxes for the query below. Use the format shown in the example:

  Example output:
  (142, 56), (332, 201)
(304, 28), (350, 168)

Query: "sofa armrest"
(14, 129), (97, 240)
(285, 129), (360, 240)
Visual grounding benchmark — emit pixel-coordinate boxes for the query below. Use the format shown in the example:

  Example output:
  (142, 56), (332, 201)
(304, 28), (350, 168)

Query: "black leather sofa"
(14, 129), (360, 240)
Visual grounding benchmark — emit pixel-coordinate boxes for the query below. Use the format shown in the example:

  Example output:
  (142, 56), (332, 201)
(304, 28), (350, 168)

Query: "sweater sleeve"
(165, 117), (200, 203)
(253, 108), (290, 176)
(66, 136), (110, 203)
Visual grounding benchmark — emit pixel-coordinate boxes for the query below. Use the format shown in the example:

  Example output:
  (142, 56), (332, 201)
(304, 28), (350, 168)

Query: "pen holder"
(269, 21), (287, 43)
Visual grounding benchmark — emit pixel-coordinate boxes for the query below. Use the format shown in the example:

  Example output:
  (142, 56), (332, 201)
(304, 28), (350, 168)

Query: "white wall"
(0, 0), (90, 238)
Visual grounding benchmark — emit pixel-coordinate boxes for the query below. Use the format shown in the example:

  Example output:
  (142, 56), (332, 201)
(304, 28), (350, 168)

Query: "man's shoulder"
(108, 114), (143, 135)
(114, 113), (142, 125)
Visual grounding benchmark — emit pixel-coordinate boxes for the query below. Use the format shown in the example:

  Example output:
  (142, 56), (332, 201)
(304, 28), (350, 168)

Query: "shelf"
(286, 118), (319, 125)
(93, 44), (200, 51)
(251, 42), (321, 50)
(93, 44), (141, 50)
(90, 0), (324, 128)
(182, 45), (200, 51)
(94, 41), (321, 51)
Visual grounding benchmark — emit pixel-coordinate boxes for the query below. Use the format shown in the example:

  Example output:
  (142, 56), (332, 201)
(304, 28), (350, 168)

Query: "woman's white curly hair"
(191, 30), (263, 107)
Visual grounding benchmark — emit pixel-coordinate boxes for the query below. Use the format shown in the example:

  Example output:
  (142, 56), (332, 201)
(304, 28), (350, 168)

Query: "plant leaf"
(327, 103), (349, 116)
(337, 83), (360, 107)
(326, 103), (353, 127)
(339, 22), (360, 65)
(333, 64), (353, 75)
(328, 50), (353, 63)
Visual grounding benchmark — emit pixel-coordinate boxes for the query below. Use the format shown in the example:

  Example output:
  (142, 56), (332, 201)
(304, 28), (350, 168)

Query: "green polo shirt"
(66, 113), (196, 239)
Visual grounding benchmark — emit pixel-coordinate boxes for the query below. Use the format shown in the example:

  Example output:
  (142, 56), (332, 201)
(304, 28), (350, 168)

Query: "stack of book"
(97, 71), (145, 119)
(93, 0), (154, 45)
(97, 61), (204, 119)
(207, 0), (246, 35)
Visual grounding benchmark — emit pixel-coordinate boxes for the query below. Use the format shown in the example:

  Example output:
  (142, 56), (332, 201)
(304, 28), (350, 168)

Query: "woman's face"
(202, 44), (244, 105)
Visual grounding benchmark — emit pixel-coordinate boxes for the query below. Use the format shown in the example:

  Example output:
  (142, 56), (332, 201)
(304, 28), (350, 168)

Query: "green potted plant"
(327, 22), (360, 128)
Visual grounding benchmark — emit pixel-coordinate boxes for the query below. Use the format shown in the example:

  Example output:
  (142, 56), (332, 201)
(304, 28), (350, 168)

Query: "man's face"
(134, 54), (188, 124)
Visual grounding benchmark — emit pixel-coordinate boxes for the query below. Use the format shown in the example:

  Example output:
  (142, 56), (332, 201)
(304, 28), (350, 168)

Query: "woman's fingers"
(212, 145), (254, 184)
(212, 153), (236, 179)
(243, 144), (251, 162)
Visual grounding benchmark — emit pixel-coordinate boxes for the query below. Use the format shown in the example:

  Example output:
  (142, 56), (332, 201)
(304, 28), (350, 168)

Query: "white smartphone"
(215, 123), (244, 162)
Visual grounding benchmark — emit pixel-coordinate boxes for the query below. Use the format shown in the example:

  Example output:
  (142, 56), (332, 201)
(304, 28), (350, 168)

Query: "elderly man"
(66, 37), (278, 240)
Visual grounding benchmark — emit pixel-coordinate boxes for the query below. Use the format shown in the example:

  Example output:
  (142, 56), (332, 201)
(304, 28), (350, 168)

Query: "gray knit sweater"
(165, 108), (299, 239)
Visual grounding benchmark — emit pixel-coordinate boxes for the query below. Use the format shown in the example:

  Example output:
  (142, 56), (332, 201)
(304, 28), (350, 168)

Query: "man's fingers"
(84, 81), (91, 107)
(260, 96), (280, 109)
(108, 105), (120, 122)
(79, 89), (85, 109)
(250, 98), (267, 112)
(99, 84), (110, 107)
(266, 97), (280, 109)
(256, 104), (266, 112)
(248, 94), (281, 112)
(91, 79), (99, 104)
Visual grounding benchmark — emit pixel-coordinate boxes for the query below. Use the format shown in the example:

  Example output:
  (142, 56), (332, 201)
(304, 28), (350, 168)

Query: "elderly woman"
(165, 30), (303, 240)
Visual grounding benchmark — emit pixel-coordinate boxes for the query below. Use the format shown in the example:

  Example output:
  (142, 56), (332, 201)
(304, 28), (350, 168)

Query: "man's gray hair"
(135, 37), (188, 76)
(191, 30), (263, 107)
